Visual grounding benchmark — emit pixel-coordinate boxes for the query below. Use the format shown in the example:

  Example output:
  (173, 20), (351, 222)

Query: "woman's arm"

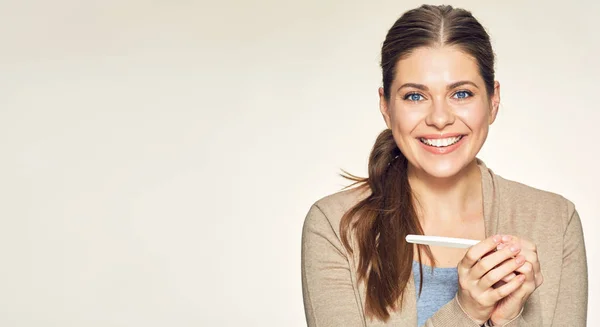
(301, 204), (366, 327)
(542, 205), (588, 326)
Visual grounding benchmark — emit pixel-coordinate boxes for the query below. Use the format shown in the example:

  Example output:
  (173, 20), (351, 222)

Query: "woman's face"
(379, 46), (500, 179)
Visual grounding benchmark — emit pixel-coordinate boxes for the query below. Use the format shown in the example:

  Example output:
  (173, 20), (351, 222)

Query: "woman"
(301, 4), (588, 327)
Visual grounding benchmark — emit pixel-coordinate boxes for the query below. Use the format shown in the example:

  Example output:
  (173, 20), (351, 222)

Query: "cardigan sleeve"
(301, 204), (366, 327)
(423, 295), (488, 326)
(502, 203), (588, 326)
(551, 206), (588, 325)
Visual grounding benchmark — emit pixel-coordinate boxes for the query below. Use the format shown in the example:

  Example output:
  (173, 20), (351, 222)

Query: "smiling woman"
(301, 4), (587, 327)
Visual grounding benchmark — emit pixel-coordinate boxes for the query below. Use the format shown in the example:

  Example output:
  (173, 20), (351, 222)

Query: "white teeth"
(420, 136), (463, 147)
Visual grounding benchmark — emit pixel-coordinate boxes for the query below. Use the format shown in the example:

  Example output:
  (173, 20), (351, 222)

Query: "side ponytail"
(340, 129), (433, 321)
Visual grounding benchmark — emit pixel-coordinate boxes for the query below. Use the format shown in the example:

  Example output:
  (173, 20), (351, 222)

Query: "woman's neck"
(408, 160), (483, 226)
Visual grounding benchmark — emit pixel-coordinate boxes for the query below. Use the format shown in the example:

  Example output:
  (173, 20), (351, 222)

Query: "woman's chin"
(422, 167), (461, 179)
(418, 159), (474, 179)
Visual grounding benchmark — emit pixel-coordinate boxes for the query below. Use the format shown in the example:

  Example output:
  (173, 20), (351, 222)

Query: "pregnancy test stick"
(405, 234), (480, 248)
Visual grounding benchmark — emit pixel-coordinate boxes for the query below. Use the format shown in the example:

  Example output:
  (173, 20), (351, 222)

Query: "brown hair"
(339, 4), (495, 322)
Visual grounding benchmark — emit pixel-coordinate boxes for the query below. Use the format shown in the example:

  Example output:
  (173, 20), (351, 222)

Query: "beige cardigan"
(301, 160), (588, 326)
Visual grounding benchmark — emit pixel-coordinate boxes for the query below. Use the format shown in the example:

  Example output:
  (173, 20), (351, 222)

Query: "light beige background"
(0, 0), (597, 326)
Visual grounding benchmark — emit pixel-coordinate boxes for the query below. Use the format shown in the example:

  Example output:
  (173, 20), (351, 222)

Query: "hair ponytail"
(340, 129), (433, 321)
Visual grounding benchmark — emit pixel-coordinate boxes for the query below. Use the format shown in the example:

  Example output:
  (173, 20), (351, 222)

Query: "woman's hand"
(456, 235), (527, 324)
(490, 235), (544, 325)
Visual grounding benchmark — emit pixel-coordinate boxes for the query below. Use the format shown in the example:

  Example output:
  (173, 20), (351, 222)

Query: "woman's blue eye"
(454, 90), (472, 99)
(406, 93), (424, 101)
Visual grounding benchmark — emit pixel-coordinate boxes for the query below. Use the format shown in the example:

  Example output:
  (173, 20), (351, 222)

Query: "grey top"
(412, 261), (459, 327)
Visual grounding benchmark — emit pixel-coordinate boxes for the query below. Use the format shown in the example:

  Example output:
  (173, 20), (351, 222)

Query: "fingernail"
(510, 245), (520, 252)
(493, 235), (500, 243)
(497, 244), (505, 250)
(518, 275), (526, 282)
(515, 256), (524, 264)
(502, 235), (512, 242)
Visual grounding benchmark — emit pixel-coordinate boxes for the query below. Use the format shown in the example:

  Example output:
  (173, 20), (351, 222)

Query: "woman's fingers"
(501, 235), (536, 252)
(459, 235), (502, 270)
(479, 244), (517, 286)
(478, 254), (526, 289)
(501, 272), (517, 283)
(514, 259), (544, 287)
(470, 242), (521, 280)
(487, 271), (527, 302)
(498, 236), (543, 288)
(507, 262), (537, 301)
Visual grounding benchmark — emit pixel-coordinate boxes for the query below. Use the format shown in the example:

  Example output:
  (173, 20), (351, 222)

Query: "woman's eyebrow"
(397, 83), (428, 93)
(447, 80), (479, 90)
(397, 80), (479, 93)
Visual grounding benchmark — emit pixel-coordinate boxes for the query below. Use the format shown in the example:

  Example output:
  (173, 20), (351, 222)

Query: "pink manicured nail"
(493, 235), (500, 243)
(502, 235), (512, 242)
(510, 245), (520, 252)
(516, 256), (524, 264)
(497, 244), (506, 250)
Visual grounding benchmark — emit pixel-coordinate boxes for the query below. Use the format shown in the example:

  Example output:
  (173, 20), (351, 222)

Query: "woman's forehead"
(394, 46), (482, 86)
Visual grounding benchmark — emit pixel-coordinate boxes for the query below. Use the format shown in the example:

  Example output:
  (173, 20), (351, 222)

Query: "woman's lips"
(418, 134), (467, 154)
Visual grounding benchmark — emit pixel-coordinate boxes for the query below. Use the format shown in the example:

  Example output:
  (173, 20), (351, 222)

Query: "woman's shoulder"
(493, 170), (573, 204)
(302, 186), (370, 238)
(490, 169), (577, 225)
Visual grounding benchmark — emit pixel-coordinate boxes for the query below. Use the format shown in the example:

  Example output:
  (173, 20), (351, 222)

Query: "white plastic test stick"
(405, 234), (480, 249)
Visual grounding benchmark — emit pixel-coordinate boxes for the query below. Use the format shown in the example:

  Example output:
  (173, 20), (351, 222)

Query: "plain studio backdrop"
(0, 0), (598, 326)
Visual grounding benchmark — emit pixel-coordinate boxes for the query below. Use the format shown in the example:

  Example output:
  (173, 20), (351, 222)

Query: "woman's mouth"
(419, 135), (464, 148)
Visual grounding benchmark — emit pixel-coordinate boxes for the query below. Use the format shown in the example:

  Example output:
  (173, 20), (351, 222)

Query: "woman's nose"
(425, 100), (455, 129)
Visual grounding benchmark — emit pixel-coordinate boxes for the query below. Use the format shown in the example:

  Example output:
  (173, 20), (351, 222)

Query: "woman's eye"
(405, 93), (424, 102)
(453, 90), (473, 99)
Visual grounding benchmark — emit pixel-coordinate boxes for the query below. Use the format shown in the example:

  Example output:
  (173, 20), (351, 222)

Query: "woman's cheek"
(452, 103), (489, 128)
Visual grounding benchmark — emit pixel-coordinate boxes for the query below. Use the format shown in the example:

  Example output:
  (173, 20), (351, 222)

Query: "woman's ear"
(379, 87), (392, 129)
(489, 81), (501, 125)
